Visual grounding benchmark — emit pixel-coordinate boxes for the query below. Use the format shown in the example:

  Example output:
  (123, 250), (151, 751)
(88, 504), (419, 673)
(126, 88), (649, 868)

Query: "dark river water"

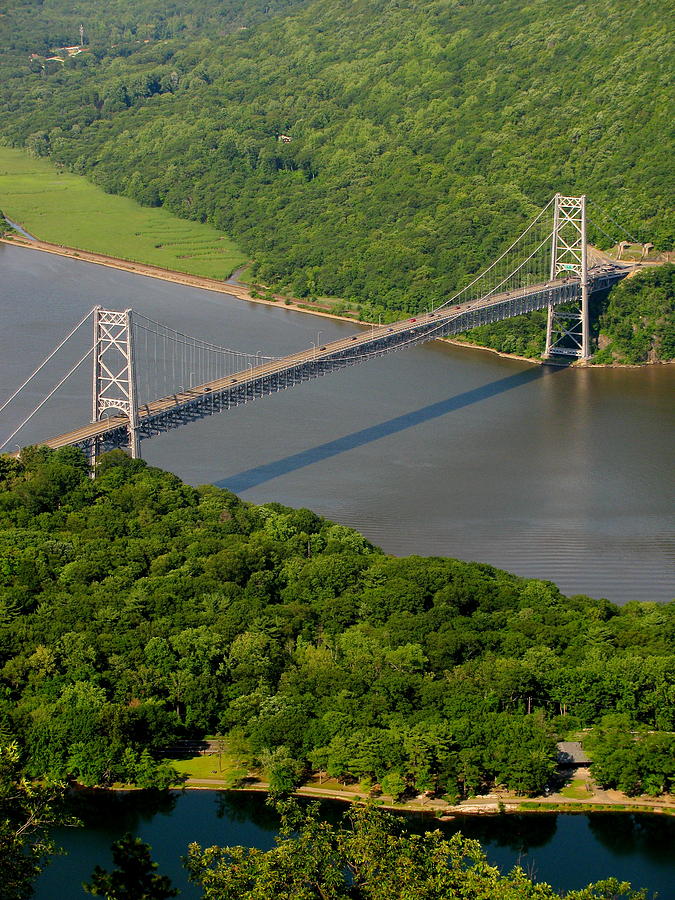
(1, 243), (672, 604)
(34, 791), (675, 899)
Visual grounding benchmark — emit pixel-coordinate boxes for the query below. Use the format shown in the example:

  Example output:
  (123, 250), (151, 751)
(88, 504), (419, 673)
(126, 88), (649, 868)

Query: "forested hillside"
(1, 448), (673, 801)
(1, 0), (308, 55)
(594, 265), (675, 364)
(0, 0), (672, 361)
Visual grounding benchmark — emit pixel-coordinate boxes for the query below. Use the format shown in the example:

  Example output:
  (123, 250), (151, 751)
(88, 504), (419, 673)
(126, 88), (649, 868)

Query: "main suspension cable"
(1, 345), (94, 449)
(132, 315), (278, 360)
(435, 197), (555, 311)
(588, 199), (639, 244)
(0, 306), (94, 414)
(479, 230), (555, 300)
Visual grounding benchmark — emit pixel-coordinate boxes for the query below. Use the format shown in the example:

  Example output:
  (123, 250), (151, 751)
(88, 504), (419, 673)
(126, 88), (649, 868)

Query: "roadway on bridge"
(24, 266), (629, 455)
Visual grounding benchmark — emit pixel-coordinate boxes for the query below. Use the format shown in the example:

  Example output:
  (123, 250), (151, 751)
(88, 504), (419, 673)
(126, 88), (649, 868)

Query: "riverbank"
(163, 752), (675, 818)
(0, 231), (555, 365)
(102, 772), (675, 818)
(0, 233), (569, 368)
(0, 233), (367, 327)
(178, 776), (675, 818)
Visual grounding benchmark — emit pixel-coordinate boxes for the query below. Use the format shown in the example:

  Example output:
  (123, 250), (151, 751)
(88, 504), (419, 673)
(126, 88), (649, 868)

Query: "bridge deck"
(26, 266), (629, 454)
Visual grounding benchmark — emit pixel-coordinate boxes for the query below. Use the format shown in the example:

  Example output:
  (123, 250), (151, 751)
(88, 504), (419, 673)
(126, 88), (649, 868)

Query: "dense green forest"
(0, 0), (672, 362)
(1, 448), (673, 803)
(1, 448), (673, 895)
(1, 0), (308, 55)
(593, 265), (675, 364)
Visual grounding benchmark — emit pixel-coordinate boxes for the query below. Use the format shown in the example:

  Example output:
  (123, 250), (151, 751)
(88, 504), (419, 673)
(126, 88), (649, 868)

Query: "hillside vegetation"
(1, 0), (308, 55)
(594, 265), (675, 364)
(1, 448), (673, 802)
(0, 0), (672, 361)
(1, 448), (673, 895)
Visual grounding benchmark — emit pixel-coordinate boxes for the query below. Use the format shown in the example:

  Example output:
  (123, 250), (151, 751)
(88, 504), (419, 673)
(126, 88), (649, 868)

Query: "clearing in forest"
(0, 146), (245, 279)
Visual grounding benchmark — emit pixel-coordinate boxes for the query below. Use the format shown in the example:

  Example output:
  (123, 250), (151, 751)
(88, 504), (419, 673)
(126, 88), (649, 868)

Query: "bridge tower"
(545, 194), (590, 361)
(91, 307), (140, 462)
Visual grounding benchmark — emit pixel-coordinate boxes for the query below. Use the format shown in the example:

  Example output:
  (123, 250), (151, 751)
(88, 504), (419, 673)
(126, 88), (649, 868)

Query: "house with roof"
(556, 741), (590, 768)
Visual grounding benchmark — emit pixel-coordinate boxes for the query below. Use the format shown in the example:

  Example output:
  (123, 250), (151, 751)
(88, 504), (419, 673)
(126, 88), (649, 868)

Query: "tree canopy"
(84, 833), (178, 900)
(0, 0), (672, 361)
(184, 800), (650, 900)
(0, 448), (672, 804)
(0, 741), (73, 900)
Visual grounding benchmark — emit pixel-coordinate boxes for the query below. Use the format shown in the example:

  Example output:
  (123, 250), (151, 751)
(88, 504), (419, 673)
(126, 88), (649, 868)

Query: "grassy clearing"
(560, 778), (591, 800)
(0, 146), (245, 279)
(167, 751), (248, 786)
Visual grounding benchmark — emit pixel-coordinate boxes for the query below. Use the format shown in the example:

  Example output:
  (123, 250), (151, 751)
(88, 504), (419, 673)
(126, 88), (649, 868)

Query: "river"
(1, 242), (672, 604)
(34, 791), (675, 898)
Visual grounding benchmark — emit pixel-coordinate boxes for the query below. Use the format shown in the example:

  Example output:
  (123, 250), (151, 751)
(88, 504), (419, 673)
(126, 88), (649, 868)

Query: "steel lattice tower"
(545, 194), (590, 360)
(92, 307), (140, 462)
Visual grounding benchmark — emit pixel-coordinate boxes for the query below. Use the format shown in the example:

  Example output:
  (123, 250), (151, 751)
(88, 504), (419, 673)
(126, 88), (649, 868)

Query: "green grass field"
(0, 146), (246, 279)
(560, 778), (591, 800)
(167, 751), (249, 786)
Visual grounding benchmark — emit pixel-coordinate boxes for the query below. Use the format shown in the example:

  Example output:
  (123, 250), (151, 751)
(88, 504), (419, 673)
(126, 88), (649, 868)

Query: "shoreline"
(2, 233), (671, 369)
(0, 231), (544, 368)
(105, 778), (675, 817)
(0, 233), (370, 327)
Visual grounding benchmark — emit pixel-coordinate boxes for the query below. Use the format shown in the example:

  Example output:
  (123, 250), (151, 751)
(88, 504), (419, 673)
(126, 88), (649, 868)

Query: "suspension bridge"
(2, 195), (637, 463)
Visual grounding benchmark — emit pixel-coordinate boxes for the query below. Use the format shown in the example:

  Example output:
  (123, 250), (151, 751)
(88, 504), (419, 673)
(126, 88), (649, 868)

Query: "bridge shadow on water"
(216, 364), (564, 494)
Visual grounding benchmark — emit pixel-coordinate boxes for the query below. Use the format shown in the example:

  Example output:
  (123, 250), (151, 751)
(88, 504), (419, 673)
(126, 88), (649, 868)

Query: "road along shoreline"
(0, 234), (549, 366)
(0, 234), (373, 326)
